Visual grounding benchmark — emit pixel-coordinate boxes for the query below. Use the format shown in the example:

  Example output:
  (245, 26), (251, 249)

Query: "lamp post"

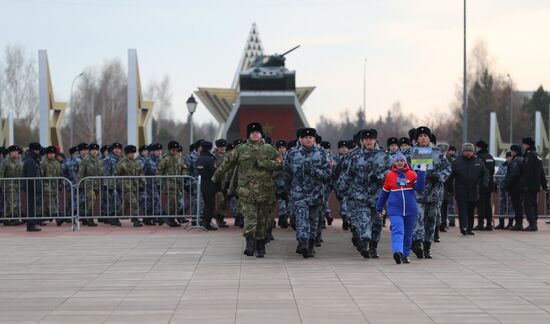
(462, 0), (468, 144)
(506, 74), (513, 145)
(69, 72), (84, 148)
(363, 58), (367, 122)
(186, 94), (198, 146)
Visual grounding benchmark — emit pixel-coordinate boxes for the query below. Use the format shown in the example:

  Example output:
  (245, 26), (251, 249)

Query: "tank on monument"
(239, 45), (300, 91)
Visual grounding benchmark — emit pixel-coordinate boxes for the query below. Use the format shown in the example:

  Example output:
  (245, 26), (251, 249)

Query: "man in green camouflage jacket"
(0, 145), (23, 225)
(114, 145), (145, 227)
(77, 143), (104, 226)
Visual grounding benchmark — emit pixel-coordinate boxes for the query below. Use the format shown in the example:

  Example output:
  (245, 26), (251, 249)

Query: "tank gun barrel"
(280, 45), (300, 57)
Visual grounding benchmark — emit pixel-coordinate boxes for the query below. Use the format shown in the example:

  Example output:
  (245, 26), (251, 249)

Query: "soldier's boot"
(434, 227), (440, 242)
(167, 218), (181, 227)
(510, 221), (523, 231)
(369, 241), (379, 258)
(290, 217), (296, 231)
(132, 218), (143, 227)
(216, 214), (228, 228)
(255, 239), (266, 258)
(87, 218), (98, 227)
(143, 218), (155, 226)
(504, 218), (514, 230)
(236, 213), (244, 228)
(359, 239), (371, 258)
(244, 235), (256, 257)
(473, 220), (484, 231)
(300, 239), (310, 258)
(393, 252), (403, 264)
(342, 220), (349, 231)
(296, 240), (303, 254)
(523, 222), (538, 232)
(351, 230), (359, 248)
(109, 219), (121, 227)
(278, 215), (288, 228)
(315, 233), (322, 247)
(326, 214), (333, 226)
(412, 240), (424, 259)
(320, 218), (326, 229)
(203, 219), (218, 231)
(383, 214), (387, 227)
(423, 242), (433, 259)
(484, 221), (493, 231)
(401, 255), (410, 264)
(266, 227), (274, 242)
(307, 238), (316, 258)
(439, 224), (447, 232)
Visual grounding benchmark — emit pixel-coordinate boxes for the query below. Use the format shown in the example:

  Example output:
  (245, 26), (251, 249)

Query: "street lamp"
(69, 72), (84, 148)
(506, 74), (513, 145)
(363, 58), (367, 122)
(186, 94), (198, 145)
(462, 0), (468, 144)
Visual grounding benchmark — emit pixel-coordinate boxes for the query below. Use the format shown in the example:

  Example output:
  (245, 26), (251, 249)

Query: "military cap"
(246, 122), (263, 137)
(265, 136), (272, 145)
(462, 143), (475, 152)
(287, 139), (297, 150)
(100, 145), (110, 153)
(475, 140), (488, 150)
(298, 127), (317, 138)
(215, 139), (227, 148)
(510, 144), (522, 153)
(398, 137), (410, 146)
(522, 137), (535, 147)
(315, 134), (323, 143)
(69, 146), (78, 155)
(448, 145), (457, 152)
(167, 141), (179, 150)
(320, 141), (331, 150)
(295, 128), (303, 139)
(138, 144), (148, 153)
(17, 147), (23, 154)
(194, 139), (204, 148)
(124, 145), (137, 154)
(45, 146), (57, 154)
(8, 145), (20, 153)
(200, 141), (213, 151)
(232, 139), (244, 146)
(275, 140), (287, 149)
(226, 143), (236, 151)
(408, 128), (417, 141)
(29, 142), (42, 151)
(189, 144), (196, 152)
(88, 143), (100, 151)
(177, 145), (183, 152)
(415, 126), (431, 139)
(56, 152), (66, 160)
(505, 151), (512, 158)
(149, 143), (163, 151)
(430, 133), (437, 144)
(361, 129), (378, 139)
(3, 148), (9, 156)
(337, 140), (350, 149)
(387, 137), (399, 147)
(77, 143), (88, 151)
(111, 143), (123, 150)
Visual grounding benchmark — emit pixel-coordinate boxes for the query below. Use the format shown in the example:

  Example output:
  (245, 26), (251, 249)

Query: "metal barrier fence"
(0, 175), (202, 231)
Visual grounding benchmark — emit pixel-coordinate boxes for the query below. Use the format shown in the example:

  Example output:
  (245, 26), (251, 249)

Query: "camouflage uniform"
(157, 153), (185, 218)
(144, 154), (161, 217)
(278, 145), (331, 255)
(77, 153), (104, 218)
(40, 156), (62, 216)
(405, 145), (451, 257)
(213, 150), (228, 222)
(137, 154), (148, 216)
(103, 153), (122, 216)
(114, 157), (144, 217)
(212, 139), (282, 241)
(0, 155), (23, 220)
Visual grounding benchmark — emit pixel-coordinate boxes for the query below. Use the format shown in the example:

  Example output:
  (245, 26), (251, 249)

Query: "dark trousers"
(477, 192), (493, 225)
(522, 191), (538, 224)
(441, 198), (449, 228)
(510, 191), (523, 223)
(456, 200), (476, 231)
(202, 191), (215, 225)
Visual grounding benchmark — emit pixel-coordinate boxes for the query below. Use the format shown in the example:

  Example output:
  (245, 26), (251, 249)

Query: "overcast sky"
(1, 0), (549, 126)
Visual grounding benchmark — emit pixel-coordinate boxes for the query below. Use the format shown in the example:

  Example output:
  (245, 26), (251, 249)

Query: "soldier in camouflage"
(103, 143), (123, 225)
(41, 146), (62, 221)
(143, 143), (163, 225)
(212, 122), (283, 258)
(76, 143), (104, 226)
(274, 140), (289, 228)
(157, 141), (185, 227)
(213, 139), (229, 228)
(137, 144), (149, 220)
(0, 145), (23, 225)
(114, 145), (145, 227)
(278, 128), (332, 258)
(405, 126), (451, 259)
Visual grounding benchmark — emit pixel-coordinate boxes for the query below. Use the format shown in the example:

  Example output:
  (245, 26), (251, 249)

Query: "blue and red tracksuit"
(376, 164), (425, 256)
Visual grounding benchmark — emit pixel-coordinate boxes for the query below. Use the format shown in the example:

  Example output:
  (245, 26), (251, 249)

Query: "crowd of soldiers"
(0, 122), (547, 263)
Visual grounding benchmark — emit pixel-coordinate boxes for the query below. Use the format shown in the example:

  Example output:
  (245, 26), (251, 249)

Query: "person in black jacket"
(22, 142), (43, 232)
(448, 143), (489, 235)
(196, 141), (219, 231)
(519, 137), (548, 231)
(474, 140), (496, 231)
(504, 144), (524, 231)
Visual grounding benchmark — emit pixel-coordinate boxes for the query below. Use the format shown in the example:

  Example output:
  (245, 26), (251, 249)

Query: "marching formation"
(0, 121), (547, 264)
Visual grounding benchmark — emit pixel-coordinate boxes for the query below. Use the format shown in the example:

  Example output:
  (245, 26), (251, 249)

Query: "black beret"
(320, 141), (331, 149)
(111, 143), (123, 150)
(139, 145), (148, 153)
(215, 139), (227, 148)
(247, 122), (263, 137)
(77, 143), (88, 151)
(100, 145), (110, 153)
(124, 145), (137, 154)
(8, 145), (20, 153)
(275, 140), (287, 149)
(522, 137), (535, 147)
(45, 146), (57, 154)
(475, 140), (488, 150)
(337, 140), (350, 149)
(69, 146), (78, 155)
(387, 137), (399, 146)
(298, 127), (317, 138)
(398, 137), (410, 146)
(167, 141), (179, 150)
(200, 141), (213, 151)
(29, 142), (42, 151)
(89, 143), (100, 151)
(415, 126), (431, 138)
(287, 139), (297, 150)
(361, 129), (377, 139)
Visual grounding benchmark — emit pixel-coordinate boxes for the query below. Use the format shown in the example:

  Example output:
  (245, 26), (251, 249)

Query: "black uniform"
(22, 150), (42, 231)
(475, 149), (495, 230)
(196, 150), (220, 230)
(448, 155), (489, 234)
(520, 147), (548, 230)
(504, 154), (524, 229)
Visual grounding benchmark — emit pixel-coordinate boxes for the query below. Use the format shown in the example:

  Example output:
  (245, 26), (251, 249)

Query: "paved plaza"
(1, 220), (550, 324)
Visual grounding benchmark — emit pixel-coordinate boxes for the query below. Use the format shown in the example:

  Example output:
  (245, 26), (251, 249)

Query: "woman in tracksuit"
(376, 152), (425, 264)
